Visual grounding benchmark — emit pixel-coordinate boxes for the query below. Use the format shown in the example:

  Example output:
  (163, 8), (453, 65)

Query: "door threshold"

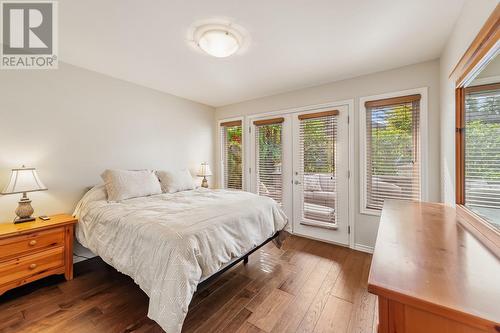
(300, 220), (338, 230)
(291, 231), (349, 247)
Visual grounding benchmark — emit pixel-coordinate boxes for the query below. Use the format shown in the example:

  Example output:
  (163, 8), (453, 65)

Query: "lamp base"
(201, 177), (209, 188)
(14, 193), (35, 224)
(14, 216), (36, 224)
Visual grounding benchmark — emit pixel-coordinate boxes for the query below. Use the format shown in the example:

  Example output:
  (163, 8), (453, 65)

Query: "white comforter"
(74, 186), (288, 333)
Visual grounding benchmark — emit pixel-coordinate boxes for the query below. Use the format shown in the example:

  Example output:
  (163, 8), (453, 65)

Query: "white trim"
(359, 87), (429, 216)
(217, 116), (245, 190)
(460, 44), (500, 87)
(246, 99), (353, 247)
(346, 99), (356, 250)
(245, 99), (355, 120)
(353, 243), (374, 254)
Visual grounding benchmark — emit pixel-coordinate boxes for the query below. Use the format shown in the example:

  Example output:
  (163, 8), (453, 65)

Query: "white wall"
(439, 0), (497, 205)
(216, 60), (441, 249)
(0, 62), (215, 222)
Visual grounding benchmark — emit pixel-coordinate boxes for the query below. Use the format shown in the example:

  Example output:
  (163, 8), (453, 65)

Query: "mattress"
(73, 186), (288, 333)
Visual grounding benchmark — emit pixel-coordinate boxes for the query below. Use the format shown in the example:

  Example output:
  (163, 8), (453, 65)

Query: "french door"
(250, 106), (350, 245)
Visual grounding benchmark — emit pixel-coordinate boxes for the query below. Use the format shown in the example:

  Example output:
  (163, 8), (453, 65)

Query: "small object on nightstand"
(0, 166), (48, 223)
(39, 215), (50, 221)
(197, 162), (212, 188)
(0, 214), (77, 296)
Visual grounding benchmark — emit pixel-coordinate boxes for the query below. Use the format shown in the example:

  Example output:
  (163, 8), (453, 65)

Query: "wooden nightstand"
(0, 214), (77, 295)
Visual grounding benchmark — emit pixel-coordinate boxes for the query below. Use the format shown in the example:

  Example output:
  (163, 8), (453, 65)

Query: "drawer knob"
(29, 240), (37, 246)
(29, 263), (37, 270)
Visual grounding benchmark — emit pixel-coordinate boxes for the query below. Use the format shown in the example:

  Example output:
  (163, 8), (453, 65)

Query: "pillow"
(73, 185), (108, 218)
(156, 169), (196, 193)
(101, 169), (162, 202)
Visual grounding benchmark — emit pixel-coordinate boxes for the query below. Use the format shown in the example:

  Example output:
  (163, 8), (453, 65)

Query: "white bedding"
(74, 186), (288, 333)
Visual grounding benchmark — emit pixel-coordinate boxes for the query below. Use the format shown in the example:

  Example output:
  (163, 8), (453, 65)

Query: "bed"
(74, 185), (288, 333)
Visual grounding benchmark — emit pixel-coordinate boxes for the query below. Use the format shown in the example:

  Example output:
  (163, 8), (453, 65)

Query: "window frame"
(253, 117), (285, 204)
(451, 4), (500, 256)
(218, 116), (245, 190)
(359, 87), (429, 216)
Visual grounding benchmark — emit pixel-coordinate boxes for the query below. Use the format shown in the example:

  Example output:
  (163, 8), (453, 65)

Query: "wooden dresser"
(0, 214), (77, 295)
(368, 201), (500, 333)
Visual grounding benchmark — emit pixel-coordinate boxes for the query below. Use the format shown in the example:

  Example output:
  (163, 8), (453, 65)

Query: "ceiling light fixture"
(198, 30), (239, 58)
(190, 22), (246, 58)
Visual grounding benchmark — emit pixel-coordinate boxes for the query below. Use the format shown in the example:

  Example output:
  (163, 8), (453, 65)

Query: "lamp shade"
(197, 163), (212, 177)
(1, 167), (47, 195)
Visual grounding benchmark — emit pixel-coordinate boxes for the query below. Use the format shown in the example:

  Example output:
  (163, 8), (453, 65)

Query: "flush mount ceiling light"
(198, 30), (239, 58)
(189, 22), (247, 58)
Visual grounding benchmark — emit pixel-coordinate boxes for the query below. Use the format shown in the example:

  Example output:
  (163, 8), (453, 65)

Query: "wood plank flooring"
(0, 235), (376, 333)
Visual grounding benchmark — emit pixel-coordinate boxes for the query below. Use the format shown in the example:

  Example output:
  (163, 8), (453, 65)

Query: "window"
(220, 120), (243, 189)
(361, 92), (425, 214)
(463, 84), (500, 230)
(452, 6), (499, 253)
(254, 118), (284, 204)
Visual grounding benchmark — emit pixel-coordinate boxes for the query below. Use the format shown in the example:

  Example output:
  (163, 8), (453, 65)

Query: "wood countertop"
(368, 200), (500, 330)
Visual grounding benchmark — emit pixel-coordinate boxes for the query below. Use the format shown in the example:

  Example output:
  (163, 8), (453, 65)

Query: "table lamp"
(1, 166), (47, 223)
(197, 162), (212, 188)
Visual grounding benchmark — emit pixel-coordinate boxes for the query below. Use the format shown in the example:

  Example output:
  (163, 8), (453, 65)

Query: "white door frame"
(291, 105), (350, 245)
(245, 99), (355, 248)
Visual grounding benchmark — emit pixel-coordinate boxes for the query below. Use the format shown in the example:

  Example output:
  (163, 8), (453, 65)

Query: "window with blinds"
(299, 111), (338, 225)
(364, 94), (421, 211)
(464, 84), (500, 230)
(254, 118), (284, 204)
(220, 120), (243, 190)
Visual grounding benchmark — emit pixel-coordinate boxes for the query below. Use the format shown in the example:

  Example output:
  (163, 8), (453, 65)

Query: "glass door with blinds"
(292, 107), (349, 245)
(250, 106), (350, 245)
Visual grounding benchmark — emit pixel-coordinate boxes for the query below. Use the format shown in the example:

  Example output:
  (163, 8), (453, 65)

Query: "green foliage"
(370, 105), (415, 176)
(226, 126), (242, 189)
(258, 124), (282, 166)
(465, 120), (500, 180)
(302, 119), (334, 173)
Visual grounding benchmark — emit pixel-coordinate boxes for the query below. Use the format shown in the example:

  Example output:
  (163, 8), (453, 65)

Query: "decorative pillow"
(156, 169), (196, 193)
(304, 174), (322, 192)
(101, 169), (162, 202)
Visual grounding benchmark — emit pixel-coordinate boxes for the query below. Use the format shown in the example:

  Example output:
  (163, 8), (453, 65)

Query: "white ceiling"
(60, 0), (464, 107)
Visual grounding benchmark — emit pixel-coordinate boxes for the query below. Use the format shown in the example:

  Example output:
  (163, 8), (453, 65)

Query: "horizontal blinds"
(299, 113), (337, 224)
(464, 86), (500, 228)
(221, 122), (243, 190)
(255, 121), (283, 204)
(365, 96), (421, 210)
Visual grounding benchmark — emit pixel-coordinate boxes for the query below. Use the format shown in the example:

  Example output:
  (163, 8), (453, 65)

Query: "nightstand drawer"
(0, 227), (64, 261)
(0, 246), (64, 286)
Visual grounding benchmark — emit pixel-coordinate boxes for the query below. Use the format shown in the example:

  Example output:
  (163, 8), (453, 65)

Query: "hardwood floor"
(0, 236), (376, 333)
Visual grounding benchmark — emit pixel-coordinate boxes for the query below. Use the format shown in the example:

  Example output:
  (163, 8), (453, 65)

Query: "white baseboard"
(353, 243), (374, 254)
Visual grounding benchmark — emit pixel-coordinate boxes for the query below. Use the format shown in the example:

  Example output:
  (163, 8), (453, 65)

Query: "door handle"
(294, 180), (301, 185)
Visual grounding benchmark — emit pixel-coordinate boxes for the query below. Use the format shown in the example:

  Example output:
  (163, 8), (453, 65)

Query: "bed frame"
(197, 231), (279, 290)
